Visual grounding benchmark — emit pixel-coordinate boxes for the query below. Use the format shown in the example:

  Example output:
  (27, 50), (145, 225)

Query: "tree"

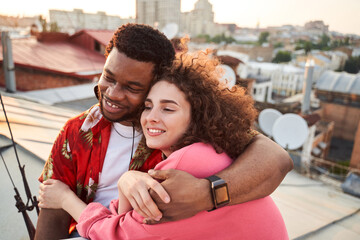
(210, 34), (235, 44)
(50, 22), (60, 32)
(318, 34), (330, 50)
(258, 31), (269, 45)
(272, 51), (292, 63)
(273, 42), (284, 48)
(343, 56), (360, 74)
(304, 41), (312, 54)
(39, 15), (47, 32)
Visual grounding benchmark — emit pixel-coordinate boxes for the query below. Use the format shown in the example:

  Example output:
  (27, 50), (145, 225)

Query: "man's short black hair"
(105, 23), (175, 76)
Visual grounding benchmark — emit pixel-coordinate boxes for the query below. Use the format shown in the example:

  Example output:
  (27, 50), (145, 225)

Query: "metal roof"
(0, 37), (105, 77)
(316, 71), (360, 95)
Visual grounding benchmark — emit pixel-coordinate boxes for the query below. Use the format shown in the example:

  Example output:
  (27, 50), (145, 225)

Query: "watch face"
(214, 184), (230, 205)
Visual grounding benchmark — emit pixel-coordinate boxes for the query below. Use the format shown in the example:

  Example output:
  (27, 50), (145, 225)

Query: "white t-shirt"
(93, 123), (142, 207)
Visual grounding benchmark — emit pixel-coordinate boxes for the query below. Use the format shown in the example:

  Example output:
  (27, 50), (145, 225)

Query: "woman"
(38, 51), (288, 240)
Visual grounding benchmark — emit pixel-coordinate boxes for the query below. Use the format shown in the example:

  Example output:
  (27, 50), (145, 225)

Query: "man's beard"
(98, 93), (140, 123)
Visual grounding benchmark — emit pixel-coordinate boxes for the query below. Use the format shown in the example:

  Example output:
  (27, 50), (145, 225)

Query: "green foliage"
(196, 34), (211, 42)
(272, 50), (292, 63)
(295, 34), (353, 54)
(343, 56), (360, 74)
(330, 37), (350, 49)
(258, 31), (270, 45)
(304, 41), (312, 54)
(50, 22), (60, 32)
(209, 33), (235, 44)
(39, 15), (47, 32)
(273, 42), (284, 48)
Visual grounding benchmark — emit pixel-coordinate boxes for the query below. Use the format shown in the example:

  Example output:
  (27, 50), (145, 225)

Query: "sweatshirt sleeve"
(77, 202), (163, 240)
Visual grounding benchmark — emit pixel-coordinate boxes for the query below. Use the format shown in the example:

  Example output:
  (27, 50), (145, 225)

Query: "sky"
(1, 0), (359, 35)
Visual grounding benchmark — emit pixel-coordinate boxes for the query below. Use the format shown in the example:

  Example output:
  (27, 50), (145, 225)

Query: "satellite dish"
(258, 108), (282, 137)
(272, 113), (309, 150)
(162, 23), (179, 39)
(218, 64), (236, 88)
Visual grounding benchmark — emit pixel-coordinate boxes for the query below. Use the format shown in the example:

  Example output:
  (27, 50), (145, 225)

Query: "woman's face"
(141, 81), (191, 157)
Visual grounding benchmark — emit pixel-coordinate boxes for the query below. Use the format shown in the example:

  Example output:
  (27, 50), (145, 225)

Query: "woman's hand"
(118, 170), (170, 221)
(38, 179), (72, 209)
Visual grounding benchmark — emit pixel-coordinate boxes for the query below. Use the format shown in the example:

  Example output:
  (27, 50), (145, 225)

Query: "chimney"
(1, 32), (16, 93)
(301, 58), (314, 115)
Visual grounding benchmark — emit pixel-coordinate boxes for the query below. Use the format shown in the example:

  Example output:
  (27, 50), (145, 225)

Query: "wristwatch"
(205, 175), (230, 211)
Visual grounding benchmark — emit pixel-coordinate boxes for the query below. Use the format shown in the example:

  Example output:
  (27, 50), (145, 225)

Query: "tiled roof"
(0, 37), (105, 77)
(72, 29), (114, 46)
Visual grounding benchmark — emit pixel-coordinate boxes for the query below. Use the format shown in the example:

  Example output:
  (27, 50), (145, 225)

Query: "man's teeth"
(149, 129), (164, 133)
(106, 100), (119, 108)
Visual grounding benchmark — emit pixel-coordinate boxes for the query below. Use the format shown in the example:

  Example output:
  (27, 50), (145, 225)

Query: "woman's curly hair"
(155, 51), (258, 159)
(105, 23), (175, 77)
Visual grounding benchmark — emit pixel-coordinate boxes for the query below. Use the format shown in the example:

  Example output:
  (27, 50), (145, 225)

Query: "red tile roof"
(0, 37), (105, 78)
(71, 29), (114, 46)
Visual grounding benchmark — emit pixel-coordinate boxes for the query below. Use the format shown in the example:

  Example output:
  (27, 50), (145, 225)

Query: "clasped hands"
(38, 169), (211, 224)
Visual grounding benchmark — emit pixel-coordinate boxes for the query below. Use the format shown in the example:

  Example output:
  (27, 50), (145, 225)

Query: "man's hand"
(145, 169), (213, 224)
(118, 170), (170, 221)
(38, 179), (72, 209)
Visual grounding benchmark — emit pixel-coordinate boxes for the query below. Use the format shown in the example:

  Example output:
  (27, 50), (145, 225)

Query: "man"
(35, 24), (292, 239)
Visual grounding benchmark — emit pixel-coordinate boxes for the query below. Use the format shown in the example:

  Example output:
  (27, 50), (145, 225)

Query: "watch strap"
(205, 175), (230, 211)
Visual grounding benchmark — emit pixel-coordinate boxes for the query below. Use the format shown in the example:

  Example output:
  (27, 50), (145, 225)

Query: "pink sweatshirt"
(77, 143), (288, 240)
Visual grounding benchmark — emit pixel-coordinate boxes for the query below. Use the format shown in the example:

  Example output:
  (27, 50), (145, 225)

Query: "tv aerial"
(218, 64), (236, 88)
(272, 113), (309, 150)
(258, 108), (282, 137)
(161, 23), (179, 39)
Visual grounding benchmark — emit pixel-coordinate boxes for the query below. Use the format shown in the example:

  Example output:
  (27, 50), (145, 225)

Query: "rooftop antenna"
(161, 23), (179, 39)
(218, 64), (236, 88)
(258, 108), (282, 138)
(0, 93), (39, 240)
(302, 58), (315, 115)
(272, 113), (309, 150)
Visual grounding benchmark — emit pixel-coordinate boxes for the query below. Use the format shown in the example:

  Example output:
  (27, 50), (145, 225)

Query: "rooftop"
(0, 36), (105, 78)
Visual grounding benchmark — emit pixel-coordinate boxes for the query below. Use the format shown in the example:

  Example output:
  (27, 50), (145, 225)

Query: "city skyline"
(1, 0), (359, 35)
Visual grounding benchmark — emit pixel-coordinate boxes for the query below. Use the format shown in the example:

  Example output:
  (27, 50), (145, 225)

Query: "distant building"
(315, 71), (360, 140)
(225, 44), (274, 62)
(70, 29), (113, 54)
(247, 73), (273, 103)
(304, 20), (329, 35)
(136, 0), (180, 30)
(49, 9), (134, 34)
(315, 70), (360, 169)
(296, 51), (348, 72)
(180, 0), (226, 37)
(247, 62), (304, 97)
(0, 14), (39, 29)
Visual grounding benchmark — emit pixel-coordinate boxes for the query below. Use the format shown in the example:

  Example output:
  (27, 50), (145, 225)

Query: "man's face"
(98, 48), (154, 123)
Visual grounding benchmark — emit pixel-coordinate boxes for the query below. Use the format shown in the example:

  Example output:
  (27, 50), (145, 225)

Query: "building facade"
(247, 62), (304, 97)
(136, 0), (180, 30)
(49, 9), (134, 34)
(180, 0), (226, 37)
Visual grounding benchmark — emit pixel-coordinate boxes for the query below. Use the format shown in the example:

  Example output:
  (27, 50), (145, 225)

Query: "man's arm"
(147, 135), (293, 223)
(216, 134), (293, 204)
(34, 209), (71, 240)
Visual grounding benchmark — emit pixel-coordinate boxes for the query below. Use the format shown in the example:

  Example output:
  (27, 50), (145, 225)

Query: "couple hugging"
(36, 24), (292, 240)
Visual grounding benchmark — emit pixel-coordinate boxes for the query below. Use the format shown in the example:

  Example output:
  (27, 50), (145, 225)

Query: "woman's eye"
(163, 108), (174, 112)
(144, 106), (152, 110)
